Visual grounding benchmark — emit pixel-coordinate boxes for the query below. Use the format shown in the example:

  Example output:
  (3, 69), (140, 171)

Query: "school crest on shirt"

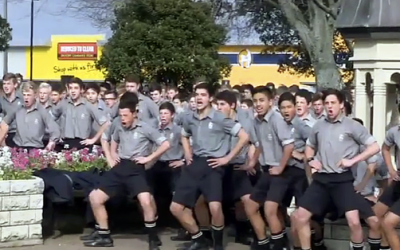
(291, 128), (295, 134)
(170, 133), (174, 140)
(34, 118), (38, 124)
(208, 122), (213, 129)
(267, 134), (273, 141)
(81, 114), (85, 119)
(17, 101), (21, 106)
(133, 132), (138, 139)
(338, 134), (344, 142)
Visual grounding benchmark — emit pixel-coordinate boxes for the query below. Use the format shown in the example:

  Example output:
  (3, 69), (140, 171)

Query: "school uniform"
(51, 98), (108, 150)
(377, 126), (400, 215)
(297, 115), (376, 219)
(97, 120), (167, 198)
(172, 108), (242, 208)
(0, 93), (24, 147)
(250, 109), (295, 205)
(147, 123), (183, 195)
(224, 112), (259, 202)
(90, 100), (109, 145)
(3, 102), (60, 150)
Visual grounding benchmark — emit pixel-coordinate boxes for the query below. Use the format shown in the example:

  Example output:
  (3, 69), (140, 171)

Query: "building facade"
(0, 34), (315, 86)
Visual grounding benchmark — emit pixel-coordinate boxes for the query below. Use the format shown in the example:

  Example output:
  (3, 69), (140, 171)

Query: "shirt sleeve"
(181, 116), (192, 137)
(50, 99), (65, 119)
(3, 110), (16, 125)
(88, 103), (108, 126)
(244, 120), (259, 147)
(144, 125), (167, 146)
(384, 127), (397, 147)
(273, 116), (294, 146)
(306, 124), (319, 149)
(112, 127), (120, 143)
(351, 120), (376, 146)
(42, 109), (61, 142)
(221, 117), (242, 136)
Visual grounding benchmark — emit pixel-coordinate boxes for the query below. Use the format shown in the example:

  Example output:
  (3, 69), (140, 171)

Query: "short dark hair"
(253, 86), (274, 100)
(86, 82), (100, 94)
(119, 100), (138, 113)
(120, 91), (139, 103)
(352, 118), (364, 125)
(242, 84), (254, 94)
(322, 88), (345, 103)
(3, 73), (17, 83)
(168, 85), (178, 92)
(194, 82), (214, 97)
(312, 92), (323, 103)
(51, 83), (63, 94)
(288, 84), (300, 93)
(278, 92), (295, 106)
(104, 90), (118, 98)
(344, 101), (352, 116)
(125, 74), (141, 84)
(241, 99), (253, 108)
(295, 89), (312, 104)
(68, 77), (84, 89)
(215, 90), (237, 107)
(159, 101), (175, 114)
(15, 73), (23, 79)
(173, 93), (184, 102)
(150, 83), (162, 93)
(276, 85), (289, 96)
(100, 82), (112, 91)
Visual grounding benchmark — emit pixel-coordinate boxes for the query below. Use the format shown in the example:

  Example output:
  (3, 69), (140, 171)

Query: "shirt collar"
(324, 113), (345, 123)
(26, 101), (39, 113)
(193, 107), (215, 120)
(258, 108), (274, 122)
(159, 123), (173, 130)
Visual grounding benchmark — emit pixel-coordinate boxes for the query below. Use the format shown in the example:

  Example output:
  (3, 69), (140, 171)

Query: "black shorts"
(97, 159), (150, 198)
(378, 181), (400, 216)
(250, 166), (307, 206)
(223, 165), (253, 202)
(6, 132), (16, 148)
(147, 160), (181, 195)
(297, 172), (375, 219)
(172, 156), (225, 208)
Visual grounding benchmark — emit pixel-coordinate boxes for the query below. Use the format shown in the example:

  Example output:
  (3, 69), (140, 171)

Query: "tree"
(239, 0), (348, 89)
(0, 16), (12, 51)
(96, 0), (230, 90)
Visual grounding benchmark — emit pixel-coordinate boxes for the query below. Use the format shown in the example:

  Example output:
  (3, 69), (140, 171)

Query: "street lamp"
(29, 0), (38, 81)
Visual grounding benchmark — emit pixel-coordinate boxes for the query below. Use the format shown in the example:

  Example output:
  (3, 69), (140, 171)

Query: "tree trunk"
(278, 0), (344, 89)
(313, 60), (342, 89)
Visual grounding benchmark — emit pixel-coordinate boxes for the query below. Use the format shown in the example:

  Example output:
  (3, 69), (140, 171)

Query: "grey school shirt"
(254, 109), (294, 167)
(112, 120), (167, 160)
(181, 108), (242, 158)
(0, 92), (24, 133)
(158, 123), (184, 161)
(307, 115), (376, 174)
(102, 117), (120, 142)
(230, 113), (259, 165)
(352, 149), (380, 196)
(50, 97), (108, 140)
(291, 114), (317, 168)
(3, 102), (60, 148)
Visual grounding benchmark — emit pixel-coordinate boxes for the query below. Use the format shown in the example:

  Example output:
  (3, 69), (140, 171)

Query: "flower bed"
(0, 146), (107, 247)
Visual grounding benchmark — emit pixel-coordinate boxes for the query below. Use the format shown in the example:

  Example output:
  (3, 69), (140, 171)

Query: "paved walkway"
(12, 232), (247, 250)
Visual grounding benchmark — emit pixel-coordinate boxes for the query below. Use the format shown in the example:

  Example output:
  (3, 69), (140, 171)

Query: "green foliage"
(96, 0), (231, 91)
(0, 15), (12, 51)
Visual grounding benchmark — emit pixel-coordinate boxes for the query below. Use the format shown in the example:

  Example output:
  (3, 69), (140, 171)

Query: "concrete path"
(11, 232), (247, 250)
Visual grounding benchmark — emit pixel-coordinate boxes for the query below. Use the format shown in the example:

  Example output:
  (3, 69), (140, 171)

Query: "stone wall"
(0, 177), (44, 247)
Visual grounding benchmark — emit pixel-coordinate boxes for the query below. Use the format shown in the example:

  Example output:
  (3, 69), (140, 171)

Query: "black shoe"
(177, 239), (210, 250)
(153, 234), (162, 246)
(80, 230), (99, 241)
(171, 229), (191, 241)
(149, 240), (160, 250)
(312, 244), (327, 250)
(235, 235), (252, 246)
(83, 236), (114, 247)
